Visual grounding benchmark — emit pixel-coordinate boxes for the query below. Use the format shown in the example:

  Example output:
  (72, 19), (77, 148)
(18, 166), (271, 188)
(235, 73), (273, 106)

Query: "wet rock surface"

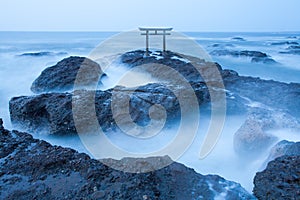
(253, 156), (300, 200)
(0, 119), (255, 200)
(234, 108), (300, 158)
(120, 50), (222, 83)
(231, 37), (246, 41)
(9, 50), (300, 135)
(266, 140), (300, 164)
(270, 41), (299, 46)
(210, 49), (277, 64)
(19, 51), (68, 57)
(31, 56), (105, 93)
(280, 45), (300, 55)
(10, 82), (209, 135)
(233, 118), (278, 158)
(222, 72), (300, 118)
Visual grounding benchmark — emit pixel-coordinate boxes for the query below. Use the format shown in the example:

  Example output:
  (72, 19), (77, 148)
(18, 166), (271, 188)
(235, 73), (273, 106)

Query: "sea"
(1, 31), (300, 192)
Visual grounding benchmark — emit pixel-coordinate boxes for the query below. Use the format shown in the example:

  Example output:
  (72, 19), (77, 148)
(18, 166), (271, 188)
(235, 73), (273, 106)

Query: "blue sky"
(1, 0), (299, 31)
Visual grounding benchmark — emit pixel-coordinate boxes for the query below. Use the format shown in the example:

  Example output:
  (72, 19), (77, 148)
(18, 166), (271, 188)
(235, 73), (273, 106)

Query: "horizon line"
(1, 30), (300, 33)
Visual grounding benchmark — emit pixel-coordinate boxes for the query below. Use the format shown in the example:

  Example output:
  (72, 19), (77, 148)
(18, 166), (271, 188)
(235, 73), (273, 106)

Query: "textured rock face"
(31, 56), (105, 93)
(222, 73), (300, 119)
(266, 140), (300, 163)
(10, 83), (209, 135)
(233, 118), (277, 157)
(10, 50), (300, 136)
(233, 109), (300, 158)
(253, 156), (300, 200)
(0, 119), (255, 200)
(120, 50), (223, 84)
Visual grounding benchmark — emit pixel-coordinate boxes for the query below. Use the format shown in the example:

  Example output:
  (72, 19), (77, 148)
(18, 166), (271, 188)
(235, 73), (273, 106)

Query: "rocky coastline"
(3, 50), (300, 199)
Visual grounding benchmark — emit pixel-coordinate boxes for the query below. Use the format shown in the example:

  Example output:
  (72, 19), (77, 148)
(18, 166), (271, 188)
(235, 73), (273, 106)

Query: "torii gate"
(139, 27), (173, 56)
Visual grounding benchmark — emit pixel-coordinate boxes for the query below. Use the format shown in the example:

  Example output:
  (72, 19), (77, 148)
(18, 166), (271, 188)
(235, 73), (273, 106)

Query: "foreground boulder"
(0, 119), (254, 199)
(31, 56), (105, 93)
(253, 156), (300, 200)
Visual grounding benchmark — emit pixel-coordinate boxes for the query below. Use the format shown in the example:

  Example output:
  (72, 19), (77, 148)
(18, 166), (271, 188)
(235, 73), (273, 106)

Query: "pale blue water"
(1, 31), (300, 192)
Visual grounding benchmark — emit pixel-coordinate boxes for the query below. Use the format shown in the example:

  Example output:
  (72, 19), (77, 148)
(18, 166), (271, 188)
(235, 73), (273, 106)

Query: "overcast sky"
(1, 0), (299, 32)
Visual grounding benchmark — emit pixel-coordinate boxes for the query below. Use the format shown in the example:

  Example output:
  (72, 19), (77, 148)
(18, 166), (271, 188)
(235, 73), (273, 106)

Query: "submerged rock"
(253, 156), (300, 200)
(280, 45), (300, 55)
(232, 37), (246, 41)
(210, 49), (277, 64)
(0, 119), (255, 199)
(270, 41), (299, 46)
(31, 56), (105, 93)
(19, 51), (68, 57)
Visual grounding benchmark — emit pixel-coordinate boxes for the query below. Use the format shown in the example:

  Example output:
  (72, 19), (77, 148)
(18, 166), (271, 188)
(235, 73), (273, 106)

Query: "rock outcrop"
(270, 41), (299, 46)
(233, 108), (300, 158)
(222, 72), (300, 118)
(233, 118), (277, 158)
(9, 50), (300, 136)
(31, 56), (105, 93)
(10, 82), (209, 135)
(19, 51), (68, 57)
(231, 37), (246, 41)
(120, 50), (222, 83)
(210, 49), (277, 64)
(0, 119), (255, 200)
(265, 140), (300, 164)
(253, 156), (300, 200)
(280, 45), (300, 55)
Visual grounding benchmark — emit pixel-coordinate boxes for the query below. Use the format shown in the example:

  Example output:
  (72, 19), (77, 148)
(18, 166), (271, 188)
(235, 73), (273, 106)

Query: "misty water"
(1, 31), (300, 192)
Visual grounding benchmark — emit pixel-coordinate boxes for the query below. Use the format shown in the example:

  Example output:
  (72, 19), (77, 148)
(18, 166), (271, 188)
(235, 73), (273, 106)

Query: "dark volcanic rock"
(210, 43), (235, 48)
(10, 82), (209, 135)
(210, 50), (277, 64)
(270, 41), (299, 46)
(251, 57), (277, 64)
(0, 119), (254, 199)
(222, 72), (300, 118)
(10, 50), (300, 135)
(120, 50), (223, 83)
(253, 156), (300, 200)
(280, 45), (300, 55)
(232, 37), (246, 41)
(31, 56), (105, 93)
(19, 51), (68, 57)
